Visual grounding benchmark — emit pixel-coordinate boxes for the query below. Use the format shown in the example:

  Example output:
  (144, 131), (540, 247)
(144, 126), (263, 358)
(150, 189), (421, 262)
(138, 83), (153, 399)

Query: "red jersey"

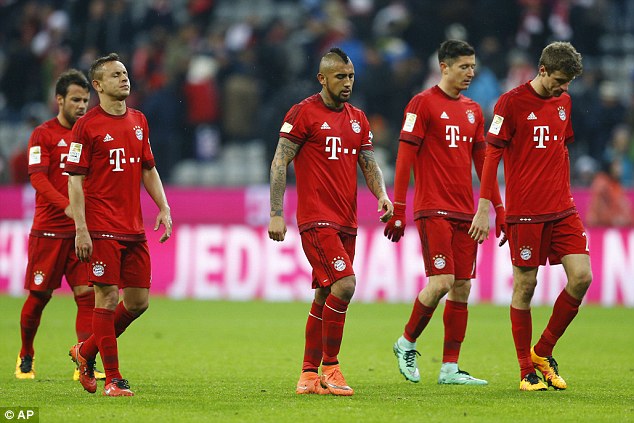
(280, 93), (373, 233)
(65, 106), (155, 239)
(399, 86), (485, 220)
(487, 82), (575, 221)
(27, 118), (74, 234)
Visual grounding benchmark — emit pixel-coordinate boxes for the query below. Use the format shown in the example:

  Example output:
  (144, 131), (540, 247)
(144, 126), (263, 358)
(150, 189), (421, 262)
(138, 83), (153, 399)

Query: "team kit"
(16, 41), (590, 396)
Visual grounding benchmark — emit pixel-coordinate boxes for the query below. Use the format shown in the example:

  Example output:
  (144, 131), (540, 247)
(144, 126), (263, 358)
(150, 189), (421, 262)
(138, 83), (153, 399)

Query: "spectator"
(587, 157), (633, 227)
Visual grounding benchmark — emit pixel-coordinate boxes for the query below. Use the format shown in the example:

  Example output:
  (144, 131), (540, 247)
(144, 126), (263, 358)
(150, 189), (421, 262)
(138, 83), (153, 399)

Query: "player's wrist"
(270, 210), (283, 218)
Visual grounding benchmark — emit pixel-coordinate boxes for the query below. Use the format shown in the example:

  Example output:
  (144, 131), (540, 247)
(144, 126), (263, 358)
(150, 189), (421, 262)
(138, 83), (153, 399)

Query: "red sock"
(442, 300), (468, 363)
(74, 291), (94, 342)
(510, 306), (534, 379)
(92, 308), (122, 384)
(403, 297), (436, 343)
(20, 292), (51, 357)
(322, 295), (349, 364)
(534, 289), (582, 357)
(302, 301), (324, 372)
(114, 302), (140, 337)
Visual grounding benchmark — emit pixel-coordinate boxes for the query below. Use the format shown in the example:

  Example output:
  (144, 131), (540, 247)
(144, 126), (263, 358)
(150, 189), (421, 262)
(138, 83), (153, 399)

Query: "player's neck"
(437, 82), (460, 99)
(56, 114), (71, 129)
(530, 77), (550, 98)
(320, 91), (343, 110)
(99, 98), (127, 116)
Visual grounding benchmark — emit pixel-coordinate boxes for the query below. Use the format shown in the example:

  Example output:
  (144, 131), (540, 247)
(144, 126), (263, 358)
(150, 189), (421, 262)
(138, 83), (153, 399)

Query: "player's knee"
(332, 276), (356, 302)
(126, 301), (149, 315)
(570, 268), (592, 296)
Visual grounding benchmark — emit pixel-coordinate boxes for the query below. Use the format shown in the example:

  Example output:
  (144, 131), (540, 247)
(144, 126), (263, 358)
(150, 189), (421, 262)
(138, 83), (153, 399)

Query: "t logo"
(445, 125), (460, 148)
(109, 148), (126, 172)
(325, 137), (342, 160)
(533, 126), (557, 148)
(60, 153), (69, 175)
(325, 137), (357, 160)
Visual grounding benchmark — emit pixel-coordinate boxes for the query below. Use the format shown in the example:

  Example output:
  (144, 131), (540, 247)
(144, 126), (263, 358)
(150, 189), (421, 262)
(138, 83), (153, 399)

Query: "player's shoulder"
(459, 94), (483, 110)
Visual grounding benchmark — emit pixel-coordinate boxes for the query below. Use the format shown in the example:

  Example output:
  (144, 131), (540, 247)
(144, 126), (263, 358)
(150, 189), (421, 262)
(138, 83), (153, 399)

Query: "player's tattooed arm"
(269, 137), (300, 217)
(359, 149), (394, 222)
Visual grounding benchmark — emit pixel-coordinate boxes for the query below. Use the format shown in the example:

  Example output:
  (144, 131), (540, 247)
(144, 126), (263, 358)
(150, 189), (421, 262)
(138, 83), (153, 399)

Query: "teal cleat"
(393, 339), (421, 383)
(438, 363), (488, 385)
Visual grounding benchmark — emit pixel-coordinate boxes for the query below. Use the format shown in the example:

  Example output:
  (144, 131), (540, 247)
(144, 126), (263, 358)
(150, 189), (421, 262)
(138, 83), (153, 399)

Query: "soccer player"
(268, 47), (393, 396)
(384, 40), (504, 385)
(15, 69), (106, 382)
(66, 53), (172, 397)
(469, 41), (592, 391)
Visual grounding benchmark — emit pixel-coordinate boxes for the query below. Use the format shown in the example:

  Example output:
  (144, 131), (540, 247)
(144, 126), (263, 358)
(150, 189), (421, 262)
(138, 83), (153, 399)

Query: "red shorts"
(88, 239), (151, 289)
(24, 236), (89, 291)
(416, 217), (477, 279)
(507, 213), (589, 267)
(300, 227), (356, 288)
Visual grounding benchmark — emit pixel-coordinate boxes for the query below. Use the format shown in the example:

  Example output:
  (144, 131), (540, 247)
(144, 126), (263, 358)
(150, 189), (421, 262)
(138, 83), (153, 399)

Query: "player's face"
(443, 55), (476, 92)
(59, 84), (90, 125)
(96, 60), (131, 101)
(541, 68), (573, 97)
(321, 61), (355, 106)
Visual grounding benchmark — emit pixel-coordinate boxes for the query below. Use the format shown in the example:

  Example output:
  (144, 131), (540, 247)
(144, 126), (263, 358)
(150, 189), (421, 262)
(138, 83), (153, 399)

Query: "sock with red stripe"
(20, 292), (51, 357)
(534, 289), (582, 357)
(302, 301), (324, 372)
(322, 295), (349, 364)
(92, 308), (122, 384)
(403, 297), (436, 343)
(510, 306), (534, 379)
(74, 291), (95, 342)
(442, 300), (468, 363)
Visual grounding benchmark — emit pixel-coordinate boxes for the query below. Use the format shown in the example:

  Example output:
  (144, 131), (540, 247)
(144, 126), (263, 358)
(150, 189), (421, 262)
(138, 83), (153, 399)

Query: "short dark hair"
(539, 41), (583, 79)
(327, 47), (349, 64)
(55, 69), (89, 97)
(438, 40), (475, 65)
(89, 52), (121, 82)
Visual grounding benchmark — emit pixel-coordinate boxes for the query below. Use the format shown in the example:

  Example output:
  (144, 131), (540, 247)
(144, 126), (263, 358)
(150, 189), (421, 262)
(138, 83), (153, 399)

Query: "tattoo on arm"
(270, 138), (301, 215)
(359, 150), (388, 199)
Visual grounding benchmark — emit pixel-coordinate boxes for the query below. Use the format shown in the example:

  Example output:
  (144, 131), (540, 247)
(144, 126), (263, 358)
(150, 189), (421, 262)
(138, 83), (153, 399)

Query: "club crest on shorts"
(466, 109), (475, 124)
(350, 120), (361, 134)
(520, 246), (533, 261)
(332, 256), (347, 272)
(558, 106), (566, 121)
(92, 261), (106, 277)
(133, 125), (143, 140)
(33, 270), (45, 285)
(433, 255), (446, 270)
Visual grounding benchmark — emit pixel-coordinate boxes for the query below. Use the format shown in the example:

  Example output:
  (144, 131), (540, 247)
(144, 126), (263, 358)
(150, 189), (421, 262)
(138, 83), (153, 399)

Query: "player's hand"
(384, 203), (406, 242)
(268, 216), (287, 242)
(495, 206), (507, 246)
(155, 208), (172, 243)
(75, 228), (92, 262)
(468, 207), (490, 244)
(378, 196), (394, 223)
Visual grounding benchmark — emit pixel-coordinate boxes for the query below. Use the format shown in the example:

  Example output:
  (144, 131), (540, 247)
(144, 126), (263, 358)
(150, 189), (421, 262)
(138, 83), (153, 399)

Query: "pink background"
(1, 186), (632, 306)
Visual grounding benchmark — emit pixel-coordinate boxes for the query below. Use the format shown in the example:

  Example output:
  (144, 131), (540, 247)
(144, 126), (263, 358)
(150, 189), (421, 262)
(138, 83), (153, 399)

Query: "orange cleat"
(296, 371), (330, 395)
(531, 347), (567, 390)
(320, 364), (354, 396)
(69, 343), (97, 393)
(103, 378), (134, 397)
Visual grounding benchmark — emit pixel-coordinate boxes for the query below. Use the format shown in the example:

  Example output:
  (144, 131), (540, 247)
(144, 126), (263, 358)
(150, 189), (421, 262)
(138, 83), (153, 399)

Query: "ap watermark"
(1, 408), (39, 422)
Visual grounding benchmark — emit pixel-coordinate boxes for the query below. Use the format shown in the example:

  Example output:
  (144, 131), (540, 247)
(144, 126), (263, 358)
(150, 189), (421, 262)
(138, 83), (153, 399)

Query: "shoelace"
(403, 349), (421, 368)
(546, 356), (560, 375)
(457, 370), (471, 376)
(112, 378), (131, 389)
(85, 359), (96, 377)
(20, 356), (33, 373)
(526, 373), (542, 384)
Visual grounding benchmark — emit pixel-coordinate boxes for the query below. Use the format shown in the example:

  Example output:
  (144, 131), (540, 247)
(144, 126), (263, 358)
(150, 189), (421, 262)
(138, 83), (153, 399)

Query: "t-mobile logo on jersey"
(325, 137), (357, 160)
(533, 126), (558, 148)
(445, 125), (472, 147)
(109, 148), (127, 172)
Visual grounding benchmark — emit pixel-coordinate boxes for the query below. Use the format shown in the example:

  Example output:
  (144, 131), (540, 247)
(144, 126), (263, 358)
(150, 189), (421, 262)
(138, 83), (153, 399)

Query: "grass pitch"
(0, 296), (632, 422)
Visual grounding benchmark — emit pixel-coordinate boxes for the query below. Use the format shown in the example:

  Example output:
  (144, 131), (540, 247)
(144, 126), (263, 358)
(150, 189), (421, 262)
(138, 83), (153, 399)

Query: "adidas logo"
(321, 122), (331, 130)
(103, 134), (114, 142)
(527, 112), (537, 120)
(440, 112), (449, 119)
(57, 139), (67, 147)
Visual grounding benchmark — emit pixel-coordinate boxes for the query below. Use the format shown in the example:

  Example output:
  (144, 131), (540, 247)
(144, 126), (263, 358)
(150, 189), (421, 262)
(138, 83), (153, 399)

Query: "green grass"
(1, 296), (633, 422)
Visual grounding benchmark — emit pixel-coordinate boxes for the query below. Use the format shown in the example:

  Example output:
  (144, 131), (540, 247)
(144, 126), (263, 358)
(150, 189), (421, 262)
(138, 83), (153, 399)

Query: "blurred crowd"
(1, 0), (633, 193)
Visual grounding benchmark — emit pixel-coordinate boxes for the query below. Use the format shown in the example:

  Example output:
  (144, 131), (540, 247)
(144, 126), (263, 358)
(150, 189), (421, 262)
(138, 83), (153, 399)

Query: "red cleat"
(103, 378), (134, 397)
(69, 343), (97, 393)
